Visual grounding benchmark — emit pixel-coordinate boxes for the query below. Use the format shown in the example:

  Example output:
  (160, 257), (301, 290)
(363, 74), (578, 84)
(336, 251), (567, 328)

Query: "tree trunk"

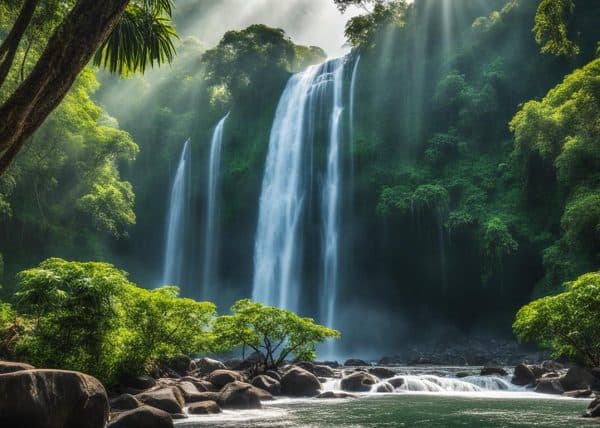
(0, 0), (39, 89)
(0, 0), (130, 174)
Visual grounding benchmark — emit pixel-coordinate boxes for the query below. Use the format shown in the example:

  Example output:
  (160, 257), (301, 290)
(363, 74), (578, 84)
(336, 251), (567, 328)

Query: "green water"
(178, 394), (596, 428)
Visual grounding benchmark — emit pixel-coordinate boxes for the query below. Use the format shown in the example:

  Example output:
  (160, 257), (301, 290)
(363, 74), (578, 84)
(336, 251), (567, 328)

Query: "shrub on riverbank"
(513, 271), (600, 367)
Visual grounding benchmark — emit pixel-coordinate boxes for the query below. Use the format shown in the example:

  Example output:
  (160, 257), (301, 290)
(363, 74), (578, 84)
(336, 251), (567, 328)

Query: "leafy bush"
(213, 299), (339, 371)
(514, 271), (600, 366)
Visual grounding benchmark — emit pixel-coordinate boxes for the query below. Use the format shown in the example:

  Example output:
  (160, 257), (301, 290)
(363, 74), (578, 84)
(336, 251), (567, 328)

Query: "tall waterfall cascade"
(162, 139), (191, 287)
(202, 113), (230, 300)
(252, 57), (348, 327)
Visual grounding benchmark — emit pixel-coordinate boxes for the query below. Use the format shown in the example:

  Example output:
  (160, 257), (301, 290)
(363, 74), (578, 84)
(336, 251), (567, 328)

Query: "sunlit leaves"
(344, 0), (407, 48)
(94, 0), (177, 75)
(533, 0), (579, 57)
(514, 271), (600, 366)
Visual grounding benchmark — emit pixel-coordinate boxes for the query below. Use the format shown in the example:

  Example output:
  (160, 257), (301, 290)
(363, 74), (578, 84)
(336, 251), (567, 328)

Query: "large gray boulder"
(187, 400), (221, 415)
(340, 371), (378, 392)
(135, 387), (184, 414)
(0, 361), (35, 374)
(368, 367), (396, 379)
(512, 364), (536, 386)
(108, 406), (173, 428)
(0, 369), (108, 428)
(313, 365), (335, 377)
(534, 379), (564, 395)
(584, 398), (600, 418)
(193, 357), (227, 376)
(218, 381), (262, 409)
(207, 369), (245, 388)
(560, 367), (596, 391)
(280, 366), (321, 397)
(251, 374), (281, 395)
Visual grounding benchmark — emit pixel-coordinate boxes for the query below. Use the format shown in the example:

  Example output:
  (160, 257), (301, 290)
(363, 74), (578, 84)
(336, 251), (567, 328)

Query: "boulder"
(368, 367), (396, 379)
(316, 361), (340, 368)
(584, 398), (600, 418)
(207, 369), (245, 389)
(185, 391), (220, 403)
(0, 369), (108, 428)
(512, 364), (536, 386)
(110, 394), (141, 411)
(218, 381), (262, 409)
(0, 361), (34, 374)
(295, 361), (315, 372)
(344, 359), (369, 367)
(280, 366), (321, 397)
(193, 357), (226, 376)
(180, 376), (212, 392)
(251, 374), (281, 395)
(480, 367), (508, 376)
(374, 382), (394, 393)
(340, 372), (379, 392)
(136, 388), (184, 414)
(560, 367), (595, 391)
(108, 406), (173, 428)
(534, 379), (564, 395)
(313, 365), (335, 378)
(265, 369), (282, 381)
(388, 377), (405, 388)
(121, 375), (156, 391)
(187, 400), (221, 415)
(317, 391), (357, 399)
(541, 360), (564, 372)
(563, 389), (593, 398)
(166, 355), (192, 376)
(176, 381), (203, 401)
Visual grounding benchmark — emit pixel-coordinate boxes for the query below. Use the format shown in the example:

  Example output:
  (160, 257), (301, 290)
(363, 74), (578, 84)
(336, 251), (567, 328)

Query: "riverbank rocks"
(136, 387), (184, 414)
(369, 367), (396, 379)
(108, 406), (173, 428)
(0, 369), (108, 428)
(481, 367), (508, 376)
(187, 400), (221, 415)
(281, 366), (321, 396)
(252, 374), (281, 395)
(584, 398), (600, 418)
(374, 382), (394, 393)
(317, 391), (357, 399)
(218, 381), (262, 409)
(208, 369), (245, 388)
(193, 357), (227, 376)
(313, 364), (336, 377)
(341, 372), (378, 392)
(512, 364), (536, 386)
(110, 394), (142, 411)
(167, 355), (193, 376)
(560, 367), (596, 391)
(534, 379), (564, 395)
(344, 359), (369, 367)
(0, 361), (34, 374)
(122, 374), (157, 391)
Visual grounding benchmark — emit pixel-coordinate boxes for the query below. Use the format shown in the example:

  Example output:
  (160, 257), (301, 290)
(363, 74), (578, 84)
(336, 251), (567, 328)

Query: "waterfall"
(162, 139), (191, 287)
(252, 64), (324, 311)
(349, 55), (360, 146)
(202, 113), (229, 300)
(321, 59), (344, 330)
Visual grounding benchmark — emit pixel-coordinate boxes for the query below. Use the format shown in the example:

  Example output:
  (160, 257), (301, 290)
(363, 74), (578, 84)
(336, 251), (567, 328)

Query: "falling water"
(349, 55), (360, 150)
(252, 64), (324, 311)
(202, 113), (229, 300)
(162, 139), (191, 287)
(321, 59), (345, 330)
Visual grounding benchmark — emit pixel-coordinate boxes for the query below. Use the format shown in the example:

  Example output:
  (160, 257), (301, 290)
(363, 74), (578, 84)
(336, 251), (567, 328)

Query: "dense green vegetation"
(0, 258), (336, 383)
(1, 0), (599, 357)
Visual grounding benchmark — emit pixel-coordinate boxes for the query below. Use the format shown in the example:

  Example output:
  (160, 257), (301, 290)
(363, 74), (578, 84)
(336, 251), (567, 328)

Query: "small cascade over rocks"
(162, 139), (191, 287)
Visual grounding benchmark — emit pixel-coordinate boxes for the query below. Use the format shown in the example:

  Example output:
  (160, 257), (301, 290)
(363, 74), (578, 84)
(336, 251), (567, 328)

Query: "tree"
(213, 299), (340, 371)
(0, 0), (177, 174)
(533, 0), (579, 56)
(514, 271), (600, 367)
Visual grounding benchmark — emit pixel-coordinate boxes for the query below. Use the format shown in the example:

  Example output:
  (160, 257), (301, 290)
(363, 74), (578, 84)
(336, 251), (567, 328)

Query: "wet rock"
(108, 406), (173, 428)
(265, 370), (282, 381)
(368, 367), (396, 379)
(512, 364), (536, 386)
(218, 381), (262, 409)
(0, 361), (34, 374)
(0, 369), (108, 428)
(340, 372), (378, 392)
(316, 361), (340, 368)
(388, 377), (405, 388)
(193, 357), (226, 376)
(136, 388), (184, 414)
(251, 374), (281, 395)
(344, 359), (369, 367)
(313, 365), (335, 378)
(110, 394), (141, 411)
(187, 400), (221, 415)
(584, 398), (600, 418)
(456, 372), (470, 378)
(563, 389), (593, 398)
(316, 391), (357, 399)
(179, 376), (213, 392)
(534, 379), (564, 395)
(541, 360), (564, 372)
(374, 382), (394, 393)
(207, 369), (245, 389)
(280, 366), (321, 396)
(560, 367), (596, 391)
(185, 391), (220, 403)
(295, 361), (315, 372)
(122, 375), (157, 391)
(176, 381), (208, 402)
(480, 367), (508, 376)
